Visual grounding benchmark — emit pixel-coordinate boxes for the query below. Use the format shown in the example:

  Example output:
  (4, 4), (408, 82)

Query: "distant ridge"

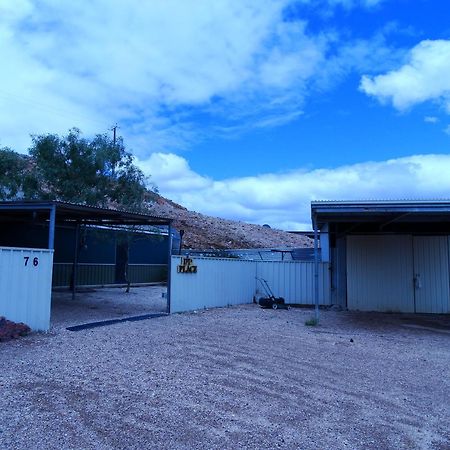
(145, 193), (312, 250)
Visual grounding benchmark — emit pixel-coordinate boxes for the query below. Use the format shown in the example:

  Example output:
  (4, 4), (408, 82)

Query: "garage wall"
(413, 236), (450, 314)
(347, 234), (450, 313)
(0, 246), (54, 331)
(347, 235), (415, 312)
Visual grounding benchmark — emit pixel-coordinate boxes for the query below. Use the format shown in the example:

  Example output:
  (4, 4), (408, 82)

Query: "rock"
(144, 194), (313, 250)
(0, 318), (31, 342)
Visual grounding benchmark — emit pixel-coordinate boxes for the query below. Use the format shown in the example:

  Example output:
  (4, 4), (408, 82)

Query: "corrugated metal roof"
(312, 199), (450, 207)
(0, 200), (173, 225)
(311, 199), (450, 226)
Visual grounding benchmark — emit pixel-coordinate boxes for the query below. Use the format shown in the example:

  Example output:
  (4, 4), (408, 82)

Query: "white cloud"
(444, 125), (450, 136)
(139, 153), (450, 230)
(0, 0), (329, 152)
(319, 29), (405, 89)
(136, 153), (212, 192)
(0, 0), (405, 154)
(326, 0), (384, 8)
(360, 40), (450, 112)
(424, 116), (439, 124)
(299, 0), (384, 9)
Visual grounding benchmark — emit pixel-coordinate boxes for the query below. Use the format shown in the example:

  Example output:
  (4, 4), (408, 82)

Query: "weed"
(305, 317), (318, 326)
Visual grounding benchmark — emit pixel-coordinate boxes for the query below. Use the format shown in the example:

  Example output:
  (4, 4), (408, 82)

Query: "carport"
(0, 201), (173, 329)
(311, 200), (450, 314)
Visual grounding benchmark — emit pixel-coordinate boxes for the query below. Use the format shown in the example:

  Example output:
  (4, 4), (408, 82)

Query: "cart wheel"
(272, 303), (278, 310)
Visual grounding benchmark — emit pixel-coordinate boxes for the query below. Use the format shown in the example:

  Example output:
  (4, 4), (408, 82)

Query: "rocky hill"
(145, 194), (312, 250)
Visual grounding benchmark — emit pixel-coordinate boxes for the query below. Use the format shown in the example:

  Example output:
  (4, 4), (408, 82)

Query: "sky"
(1, 0), (450, 229)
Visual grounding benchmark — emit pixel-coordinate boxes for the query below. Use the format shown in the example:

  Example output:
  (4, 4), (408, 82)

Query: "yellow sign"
(177, 257), (197, 274)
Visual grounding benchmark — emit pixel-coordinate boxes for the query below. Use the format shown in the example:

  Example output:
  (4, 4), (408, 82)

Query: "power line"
(0, 89), (111, 130)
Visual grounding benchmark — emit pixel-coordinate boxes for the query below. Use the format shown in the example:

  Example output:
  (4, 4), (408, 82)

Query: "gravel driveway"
(1, 287), (449, 449)
(51, 285), (167, 330)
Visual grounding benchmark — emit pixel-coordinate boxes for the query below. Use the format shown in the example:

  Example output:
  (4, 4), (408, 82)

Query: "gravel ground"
(1, 287), (449, 450)
(51, 285), (167, 330)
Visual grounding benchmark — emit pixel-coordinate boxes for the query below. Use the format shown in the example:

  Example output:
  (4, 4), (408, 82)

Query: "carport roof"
(311, 200), (450, 228)
(0, 200), (173, 226)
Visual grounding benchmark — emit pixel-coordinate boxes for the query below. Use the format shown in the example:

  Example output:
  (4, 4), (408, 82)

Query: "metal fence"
(256, 261), (330, 305)
(170, 257), (255, 313)
(170, 256), (330, 313)
(0, 246), (54, 331)
(52, 263), (167, 287)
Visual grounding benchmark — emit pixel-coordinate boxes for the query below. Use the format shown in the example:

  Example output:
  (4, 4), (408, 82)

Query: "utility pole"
(111, 124), (119, 145)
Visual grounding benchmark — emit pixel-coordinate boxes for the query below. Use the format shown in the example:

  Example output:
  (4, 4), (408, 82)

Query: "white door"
(413, 236), (450, 314)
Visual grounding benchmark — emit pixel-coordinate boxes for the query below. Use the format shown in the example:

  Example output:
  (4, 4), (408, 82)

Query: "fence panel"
(127, 264), (167, 283)
(255, 261), (330, 305)
(170, 256), (330, 313)
(170, 256), (255, 313)
(0, 246), (54, 331)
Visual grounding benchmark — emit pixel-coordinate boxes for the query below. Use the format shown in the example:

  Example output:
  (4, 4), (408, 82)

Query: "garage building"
(312, 200), (450, 314)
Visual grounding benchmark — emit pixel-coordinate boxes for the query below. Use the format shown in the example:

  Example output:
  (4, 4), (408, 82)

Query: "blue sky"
(1, 0), (450, 229)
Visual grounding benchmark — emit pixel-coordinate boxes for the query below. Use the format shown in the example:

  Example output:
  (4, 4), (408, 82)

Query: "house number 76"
(24, 256), (39, 267)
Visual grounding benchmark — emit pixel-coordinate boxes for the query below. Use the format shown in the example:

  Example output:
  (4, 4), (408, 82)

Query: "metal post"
(166, 222), (173, 314)
(48, 205), (56, 249)
(179, 229), (184, 255)
(313, 215), (320, 323)
(72, 223), (80, 301)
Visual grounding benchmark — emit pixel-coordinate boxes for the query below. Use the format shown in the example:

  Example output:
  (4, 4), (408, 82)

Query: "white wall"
(170, 256), (330, 313)
(0, 247), (54, 331)
(170, 257), (255, 313)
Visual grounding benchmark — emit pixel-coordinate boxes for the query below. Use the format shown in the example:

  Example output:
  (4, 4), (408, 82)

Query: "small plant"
(305, 317), (318, 326)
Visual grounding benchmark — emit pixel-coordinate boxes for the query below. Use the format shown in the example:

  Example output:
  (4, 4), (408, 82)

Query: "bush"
(305, 317), (318, 326)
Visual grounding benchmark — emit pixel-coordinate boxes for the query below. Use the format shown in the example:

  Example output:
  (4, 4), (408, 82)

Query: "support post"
(313, 215), (320, 323)
(166, 222), (173, 314)
(48, 205), (56, 249)
(72, 223), (80, 301)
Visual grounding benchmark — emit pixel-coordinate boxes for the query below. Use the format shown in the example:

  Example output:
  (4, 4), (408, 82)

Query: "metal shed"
(0, 201), (173, 330)
(311, 200), (450, 314)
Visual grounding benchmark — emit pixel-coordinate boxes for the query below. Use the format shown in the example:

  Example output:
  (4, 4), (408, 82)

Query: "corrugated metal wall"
(53, 263), (115, 286)
(170, 257), (256, 313)
(347, 235), (415, 312)
(170, 256), (330, 313)
(413, 236), (450, 313)
(127, 264), (167, 284)
(0, 246), (53, 331)
(52, 263), (167, 286)
(256, 261), (330, 305)
(347, 235), (450, 313)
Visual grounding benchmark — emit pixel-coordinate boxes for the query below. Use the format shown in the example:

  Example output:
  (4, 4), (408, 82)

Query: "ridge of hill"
(145, 194), (312, 250)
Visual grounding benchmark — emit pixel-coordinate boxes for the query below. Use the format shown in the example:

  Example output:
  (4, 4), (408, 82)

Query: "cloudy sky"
(1, 0), (450, 229)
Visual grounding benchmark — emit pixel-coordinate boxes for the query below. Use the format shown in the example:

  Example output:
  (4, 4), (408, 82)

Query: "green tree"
(0, 148), (38, 200)
(29, 128), (149, 210)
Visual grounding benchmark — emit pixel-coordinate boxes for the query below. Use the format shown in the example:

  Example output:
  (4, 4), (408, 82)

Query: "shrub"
(305, 317), (318, 326)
